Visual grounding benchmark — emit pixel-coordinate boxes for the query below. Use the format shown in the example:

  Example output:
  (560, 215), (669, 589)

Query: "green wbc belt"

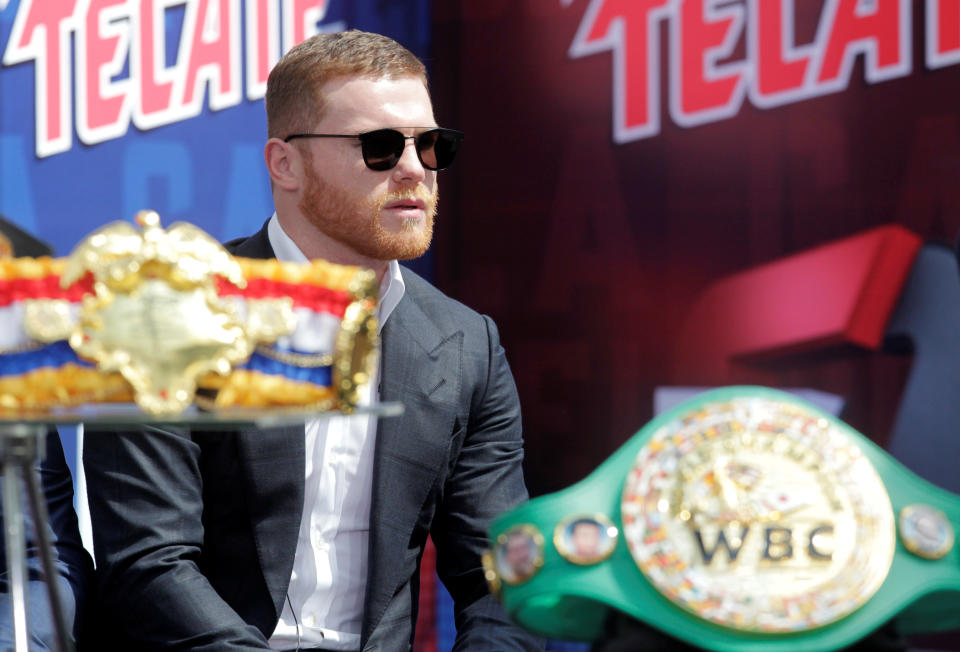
(485, 387), (960, 651)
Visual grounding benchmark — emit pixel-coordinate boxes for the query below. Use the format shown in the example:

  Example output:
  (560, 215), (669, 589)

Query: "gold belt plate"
(621, 396), (895, 632)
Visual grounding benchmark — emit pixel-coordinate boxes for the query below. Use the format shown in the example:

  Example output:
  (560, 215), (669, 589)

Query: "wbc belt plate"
(485, 387), (960, 651)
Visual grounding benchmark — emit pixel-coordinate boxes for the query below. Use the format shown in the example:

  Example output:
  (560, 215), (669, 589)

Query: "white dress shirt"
(266, 214), (405, 650)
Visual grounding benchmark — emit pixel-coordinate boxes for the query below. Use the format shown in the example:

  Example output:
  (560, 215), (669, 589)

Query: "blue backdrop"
(0, 0), (431, 254)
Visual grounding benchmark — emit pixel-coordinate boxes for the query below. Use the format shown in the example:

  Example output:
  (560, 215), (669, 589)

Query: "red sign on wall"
(569, 0), (960, 142)
(2, 0), (328, 157)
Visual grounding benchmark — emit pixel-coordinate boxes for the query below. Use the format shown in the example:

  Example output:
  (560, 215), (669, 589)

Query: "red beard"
(298, 156), (438, 262)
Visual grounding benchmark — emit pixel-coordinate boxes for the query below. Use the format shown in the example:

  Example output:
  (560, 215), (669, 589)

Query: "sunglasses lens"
(360, 130), (405, 171)
(358, 128), (463, 171)
(417, 129), (463, 171)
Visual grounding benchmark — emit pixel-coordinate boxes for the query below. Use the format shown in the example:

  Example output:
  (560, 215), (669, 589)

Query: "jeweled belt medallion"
(621, 397), (895, 632)
(899, 503), (955, 560)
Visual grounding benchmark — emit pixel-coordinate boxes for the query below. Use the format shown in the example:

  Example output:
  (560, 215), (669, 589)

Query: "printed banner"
(569, 0), (960, 142)
(0, 0), (431, 255)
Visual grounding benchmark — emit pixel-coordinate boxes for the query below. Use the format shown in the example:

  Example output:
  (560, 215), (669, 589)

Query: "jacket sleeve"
(430, 315), (545, 651)
(82, 426), (272, 650)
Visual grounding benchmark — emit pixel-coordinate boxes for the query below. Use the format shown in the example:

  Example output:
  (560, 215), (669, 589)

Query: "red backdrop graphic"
(430, 0), (960, 496)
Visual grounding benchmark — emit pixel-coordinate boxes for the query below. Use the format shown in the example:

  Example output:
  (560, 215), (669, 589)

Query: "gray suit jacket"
(83, 222), (542, 651)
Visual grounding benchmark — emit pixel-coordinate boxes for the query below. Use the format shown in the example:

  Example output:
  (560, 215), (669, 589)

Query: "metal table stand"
(0, 423), (73, 652)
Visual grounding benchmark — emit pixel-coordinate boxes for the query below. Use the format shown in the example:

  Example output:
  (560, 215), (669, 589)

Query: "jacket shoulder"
(223, 220), (273, 258)
(399, 266), (492, 336)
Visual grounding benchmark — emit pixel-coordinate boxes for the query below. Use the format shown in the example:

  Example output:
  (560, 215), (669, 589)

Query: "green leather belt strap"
(485, 387), (960, 651)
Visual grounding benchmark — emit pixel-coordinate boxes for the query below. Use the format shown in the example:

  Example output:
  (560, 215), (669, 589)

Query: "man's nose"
(391, 139), (426, 183)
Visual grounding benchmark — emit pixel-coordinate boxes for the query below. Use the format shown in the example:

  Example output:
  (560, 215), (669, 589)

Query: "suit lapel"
(218, 224), (303, 622)
(226, 219), (274, 258)
(237, 425), (306, 621)
(230, 228), (456, 640)
(226, 223), (303, 620)
(362, 289), (462, 644)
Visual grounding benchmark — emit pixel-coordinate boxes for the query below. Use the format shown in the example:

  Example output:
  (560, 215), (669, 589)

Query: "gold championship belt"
(486, 387), (960, 651)
(0, 211), (378, 415)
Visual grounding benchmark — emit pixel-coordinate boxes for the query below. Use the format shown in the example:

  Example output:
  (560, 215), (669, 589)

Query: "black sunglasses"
(284, 127), (464, 171)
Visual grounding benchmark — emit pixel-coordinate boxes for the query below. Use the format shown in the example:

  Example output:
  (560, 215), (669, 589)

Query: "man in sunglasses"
(84, 30), (541, 651)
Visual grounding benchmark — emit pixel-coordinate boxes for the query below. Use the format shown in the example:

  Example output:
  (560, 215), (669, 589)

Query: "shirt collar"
(266, 213), (405, 332)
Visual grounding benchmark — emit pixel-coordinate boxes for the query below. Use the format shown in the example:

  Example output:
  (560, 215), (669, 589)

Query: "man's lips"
(383, 198), (426, 211)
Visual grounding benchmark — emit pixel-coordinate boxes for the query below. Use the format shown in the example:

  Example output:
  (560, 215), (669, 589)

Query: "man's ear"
(264, 138), (302, 191)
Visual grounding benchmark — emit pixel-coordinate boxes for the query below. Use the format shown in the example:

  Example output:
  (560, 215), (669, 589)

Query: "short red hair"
(265, 30), (428, 139)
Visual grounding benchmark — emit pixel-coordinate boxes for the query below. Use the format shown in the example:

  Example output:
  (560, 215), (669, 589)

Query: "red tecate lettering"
(926, 0), (960, 68)
(748, 0), (812, 104)
(282, 0), (328, 51)
(569, 0), (673, 142)
(181, 0), (242, 112)
(244, 0), (280, 99)
(2, 0), (81, 156)
(76, 0), (132, 143)
(132, 0), (183, 128)
(670, 0), (747, 126)
(816, 0), (910, 87)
